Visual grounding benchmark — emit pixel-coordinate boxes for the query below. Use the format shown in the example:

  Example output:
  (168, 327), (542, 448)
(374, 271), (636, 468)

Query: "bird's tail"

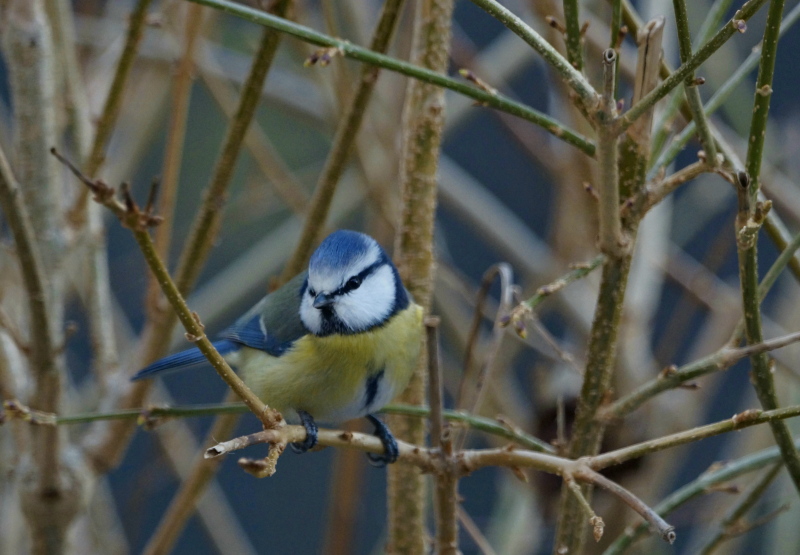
(131, 339), (239, 381)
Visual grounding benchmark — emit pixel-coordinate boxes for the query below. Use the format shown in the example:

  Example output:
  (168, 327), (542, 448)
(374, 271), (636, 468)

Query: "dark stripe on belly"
(364, 369), (385, 410)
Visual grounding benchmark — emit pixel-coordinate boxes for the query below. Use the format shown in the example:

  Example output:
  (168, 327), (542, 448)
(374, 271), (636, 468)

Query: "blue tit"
(132, 230), (423, 465)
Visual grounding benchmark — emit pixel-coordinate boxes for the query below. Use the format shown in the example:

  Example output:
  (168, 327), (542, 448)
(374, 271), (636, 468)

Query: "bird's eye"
(308, 288), (316, 297)
(345, 276), (362, 292)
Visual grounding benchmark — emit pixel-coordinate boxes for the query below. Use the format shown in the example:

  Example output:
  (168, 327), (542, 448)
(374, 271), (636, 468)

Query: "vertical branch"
(555, 21), (664, 554)
(596, 49), (623, 257)
(428, 319), (459, 555)
(142, 410), (241, 555)
(174, 0), (290, 295)
(619, 17), (664, 202)
(83, 1), (290, 473)
(388, 0), (455, 551)
(562, 0), (583, 70)
(736, 0), (800, 495)
(48, 0), (121, 394)
(672, 0), (718, 164)
(1, 2), (84, 552)
(279, 0), (407, 280)
(80, 0), (154, 186)
(148, 4), (205, 315)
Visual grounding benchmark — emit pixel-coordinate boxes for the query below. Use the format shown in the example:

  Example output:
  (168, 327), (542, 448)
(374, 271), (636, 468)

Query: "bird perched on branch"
(132, 230), (423, 465)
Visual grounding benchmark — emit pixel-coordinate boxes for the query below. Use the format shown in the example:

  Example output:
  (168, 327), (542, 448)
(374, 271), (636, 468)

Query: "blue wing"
(131, 339), (240, 380)
(130, 273), (309, 381)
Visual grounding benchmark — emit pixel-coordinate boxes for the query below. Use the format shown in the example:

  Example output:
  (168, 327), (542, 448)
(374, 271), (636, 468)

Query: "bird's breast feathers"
(230, 303), (423, 423)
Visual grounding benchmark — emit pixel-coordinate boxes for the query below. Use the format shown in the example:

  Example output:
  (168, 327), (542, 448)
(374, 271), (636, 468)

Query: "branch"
(467, 0), (598, 110)
(388, 0), (454, 549)
(649, 1), (800, 178)
(279, 0), (407, 280)
(603, 438), (800, 554)
(72, 0), (154, 218)
(672, 0), (718, 164)
(620, 0), (769, 133)
(592, 405), (800, 470)
(142, 410), (241, 555)
(428, 320), (460, 555)
(184, 0), (596, 155)
(562, 0), (584, 70)
(736, 0), (800, 496)
(0, 150), (54, 406)
(596, 49), (624, 257)
(52, 150), (279, 430)
(599, 330), (800, 421)
(697, 463), (783, 554)
(174, 0), (291, 297)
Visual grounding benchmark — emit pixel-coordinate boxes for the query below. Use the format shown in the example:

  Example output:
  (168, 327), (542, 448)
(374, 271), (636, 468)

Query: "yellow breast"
(232, 303), (423, 423)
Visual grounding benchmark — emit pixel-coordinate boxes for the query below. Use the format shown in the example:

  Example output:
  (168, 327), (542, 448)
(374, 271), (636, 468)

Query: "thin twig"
(184, 0), (596, 155)
(428, 319), (460, 555)
(457, 506), (498, 555)
(620, 0), (770, 133)
(174, 1), (291, 297)
(735, 0), (800, 496)
(562, 0), (584, 70)
(672, 0), (718, 164)
(602, 438), (800, 554)
(52, 150), (278, 430)
(457, 263), (514, 428)
(148, 3), (205, 316)
(599, 330), (800, 421)
(698, 463), (783, 554)
(593, 405), (800, 470)
(466, 0), (598, 110)
(280, 0), (407, 280)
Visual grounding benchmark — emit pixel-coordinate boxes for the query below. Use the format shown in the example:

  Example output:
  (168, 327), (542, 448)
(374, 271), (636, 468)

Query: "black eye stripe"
(335, 260), (383, 296)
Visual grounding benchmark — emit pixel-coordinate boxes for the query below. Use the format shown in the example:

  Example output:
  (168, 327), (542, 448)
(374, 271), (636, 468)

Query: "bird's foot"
(290, 410), (318, 454)
(365, 414), (399, 467)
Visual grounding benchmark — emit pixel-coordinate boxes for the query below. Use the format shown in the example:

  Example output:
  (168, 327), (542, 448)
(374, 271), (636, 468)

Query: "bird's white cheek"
(299, 300), (322, 334)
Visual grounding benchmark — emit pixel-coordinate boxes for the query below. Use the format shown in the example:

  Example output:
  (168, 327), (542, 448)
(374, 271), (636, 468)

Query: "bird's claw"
(365, 414), (399, 467)
(291, 410), (318, 454)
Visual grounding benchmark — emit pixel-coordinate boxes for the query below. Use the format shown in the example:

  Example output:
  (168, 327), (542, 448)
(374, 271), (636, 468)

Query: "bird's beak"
(313, 292), (335, 309)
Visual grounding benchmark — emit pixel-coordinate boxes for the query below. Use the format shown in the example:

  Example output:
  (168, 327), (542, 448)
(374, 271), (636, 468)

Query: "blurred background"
(2, 0), (800, 553)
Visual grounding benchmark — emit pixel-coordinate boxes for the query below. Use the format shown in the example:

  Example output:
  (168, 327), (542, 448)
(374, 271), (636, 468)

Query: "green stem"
(672, 0), (718, 163)
(562, 0), (583, 70)
(649, 0), (733, 160)
(698, 463), (783, 555)
(468, 0), (597, 109)
(184, 0), (596, 155)
(620, 0), (769, 133)
(521, 254), (605, 310)
(592, 405), (800, 470)
(736, 0), (800, 496)
(649, 1), (800, 177)
(40, 402), (554, 453)
(602, 439), (800, 554)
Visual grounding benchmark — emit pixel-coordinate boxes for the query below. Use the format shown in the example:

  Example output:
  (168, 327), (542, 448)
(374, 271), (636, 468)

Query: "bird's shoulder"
(218, 272), (309, 356)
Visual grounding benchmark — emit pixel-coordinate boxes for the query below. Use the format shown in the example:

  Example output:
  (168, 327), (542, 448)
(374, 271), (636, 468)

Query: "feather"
(131, 339), (239, 380)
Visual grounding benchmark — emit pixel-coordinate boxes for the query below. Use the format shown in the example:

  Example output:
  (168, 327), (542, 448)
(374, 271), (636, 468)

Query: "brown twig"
(52, 149), (279, 431)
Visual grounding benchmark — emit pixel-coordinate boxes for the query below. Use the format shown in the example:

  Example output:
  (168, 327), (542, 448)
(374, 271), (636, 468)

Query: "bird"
(132, 230), (423, 465)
